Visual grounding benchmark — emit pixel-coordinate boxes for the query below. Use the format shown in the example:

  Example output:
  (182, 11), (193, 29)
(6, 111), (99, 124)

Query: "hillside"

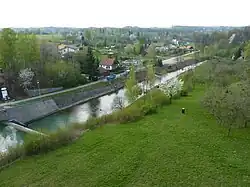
(1, 85), (250, 187)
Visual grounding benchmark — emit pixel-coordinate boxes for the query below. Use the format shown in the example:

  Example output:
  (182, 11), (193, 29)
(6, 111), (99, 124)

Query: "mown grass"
(1, 85), (250, 186)
(0, 89), (170, 169)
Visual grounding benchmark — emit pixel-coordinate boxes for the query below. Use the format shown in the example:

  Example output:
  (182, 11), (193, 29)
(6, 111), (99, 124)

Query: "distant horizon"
(0, 25), (246, 29)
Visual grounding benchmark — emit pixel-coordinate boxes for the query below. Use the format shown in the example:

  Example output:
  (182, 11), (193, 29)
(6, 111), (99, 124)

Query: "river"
(0, 63), (201, 153)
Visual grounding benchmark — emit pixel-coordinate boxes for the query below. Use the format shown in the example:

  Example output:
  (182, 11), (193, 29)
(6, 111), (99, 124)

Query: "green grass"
(1, 86), (250, 186)
(36, 34), (63, 42)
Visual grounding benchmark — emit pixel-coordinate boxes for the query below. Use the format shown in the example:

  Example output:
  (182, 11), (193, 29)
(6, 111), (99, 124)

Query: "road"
(162, 51), (199, 65)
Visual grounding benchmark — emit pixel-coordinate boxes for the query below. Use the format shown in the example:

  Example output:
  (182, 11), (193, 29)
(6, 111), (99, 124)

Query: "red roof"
(100, 58), (115, 66)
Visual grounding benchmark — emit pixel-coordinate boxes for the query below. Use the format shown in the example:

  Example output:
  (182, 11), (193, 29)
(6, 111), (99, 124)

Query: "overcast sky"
(0, 0), (249, 28)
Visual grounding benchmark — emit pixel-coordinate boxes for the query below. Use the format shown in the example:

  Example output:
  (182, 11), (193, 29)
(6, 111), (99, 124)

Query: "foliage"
(111, 96), (125, 110)
(84, 30), (92, 41)
(82, 47), (99, 80)
(18, 68), (35, 90)
(145, 64), (155, 92)
(159, 78), (184, 98)
(125, 65), (140, 103)
(244, 41), (250, 59)
(146, 44), (156, 58)
(155, 58), (163, 67)
(44, 61), (87, 88)
(124, 44), (134, 54)
(202, 81), (250, 135)
(0, 28), (17, 71)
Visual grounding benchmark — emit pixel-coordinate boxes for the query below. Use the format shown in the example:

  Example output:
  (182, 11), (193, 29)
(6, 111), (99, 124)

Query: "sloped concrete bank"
(0, 83), (124, 124)
(0, 59), (200, 125)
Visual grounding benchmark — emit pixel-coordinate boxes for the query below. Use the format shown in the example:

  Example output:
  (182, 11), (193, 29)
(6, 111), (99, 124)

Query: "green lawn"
(1, 86), (250, 186)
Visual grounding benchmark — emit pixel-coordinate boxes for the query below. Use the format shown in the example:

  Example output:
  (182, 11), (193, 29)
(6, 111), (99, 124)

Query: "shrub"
(24, 129), (76, 156)
(180, 89), (189, 96)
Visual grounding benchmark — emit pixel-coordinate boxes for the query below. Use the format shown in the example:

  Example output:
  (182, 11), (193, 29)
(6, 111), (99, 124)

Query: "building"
(99, 58), (116, 71)
(57, 44), (79, 57)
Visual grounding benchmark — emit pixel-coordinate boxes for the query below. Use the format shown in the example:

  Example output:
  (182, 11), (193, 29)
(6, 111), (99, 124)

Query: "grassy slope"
(1, 86), (250, 186)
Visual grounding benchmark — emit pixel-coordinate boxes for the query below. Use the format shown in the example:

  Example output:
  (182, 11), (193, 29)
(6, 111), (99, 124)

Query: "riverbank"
(0, 58), (200, 125)
(2, 85), (250, 186)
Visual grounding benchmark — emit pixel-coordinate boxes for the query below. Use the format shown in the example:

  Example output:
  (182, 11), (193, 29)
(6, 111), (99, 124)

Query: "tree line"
(0, 28), (99, 98)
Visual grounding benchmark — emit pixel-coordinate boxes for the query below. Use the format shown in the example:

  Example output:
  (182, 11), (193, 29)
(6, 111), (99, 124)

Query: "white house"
(58, 44), (79, 56)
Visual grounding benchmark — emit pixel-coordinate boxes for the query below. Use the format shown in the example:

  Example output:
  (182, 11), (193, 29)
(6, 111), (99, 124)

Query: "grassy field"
(36, 34), (63, 43)
(1, 86), (250, 186)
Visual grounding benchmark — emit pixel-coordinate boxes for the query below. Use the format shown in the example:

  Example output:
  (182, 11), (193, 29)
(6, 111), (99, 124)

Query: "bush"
(180, 89), (189, 96)
(24, 129), (76, 156)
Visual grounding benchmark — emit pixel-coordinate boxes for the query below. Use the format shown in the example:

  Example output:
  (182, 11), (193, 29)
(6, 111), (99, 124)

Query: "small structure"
(181, 108), (186, 114)
(99, 58), (116, 71)
(186, 46), (194, 51)
(99, 66), (110, 77)
(58, 44), (79, 57)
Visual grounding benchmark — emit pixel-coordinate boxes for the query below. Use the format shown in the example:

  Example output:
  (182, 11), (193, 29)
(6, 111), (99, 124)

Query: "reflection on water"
(0, 125), (24, 153)
(88, 98), (100, 118)
(0, 63), (202, 153)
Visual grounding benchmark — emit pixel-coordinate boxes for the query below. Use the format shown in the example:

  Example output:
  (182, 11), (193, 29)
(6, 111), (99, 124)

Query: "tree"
(18, 68), (35, 91)
(83, 47), (99, 80)
(124, 44), (134, 55)
(159, 78), (184, 103)
(84, 30), (92, 41)
(147, 44), (156, 58)
(155, 58), (163, 67)
(0, 28), (18, 96)
(44, 60), (86, 88)
(0, 28), (17, 71)
(125, 65), (140, 103)
(88, 98), (100, 118)
(16, 33), (40, 69)
(112, 96), (125, 110)
(146, 64), (155, 92)
(73, 50), (88, 73)
(133, 42), (141, 55)
(244, 41), (250, 59)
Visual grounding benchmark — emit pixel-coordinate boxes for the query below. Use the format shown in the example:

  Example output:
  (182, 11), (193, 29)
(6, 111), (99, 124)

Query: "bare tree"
(112, 96), (125, 110)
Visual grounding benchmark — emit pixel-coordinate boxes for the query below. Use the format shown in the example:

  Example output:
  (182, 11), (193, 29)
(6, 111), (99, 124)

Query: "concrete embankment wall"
(0, 83), (124, 124)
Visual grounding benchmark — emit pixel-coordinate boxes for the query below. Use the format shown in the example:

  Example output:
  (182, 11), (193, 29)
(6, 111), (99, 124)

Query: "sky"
(0, 0), (249, 28)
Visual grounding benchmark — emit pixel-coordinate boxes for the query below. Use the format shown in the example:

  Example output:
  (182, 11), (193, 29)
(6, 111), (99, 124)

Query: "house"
(58, 44), (79, 57)
(186, 46), (194, 50)
(155, 46), (169, 53)
(99, 58), (116, 71)
(172, 39), (179, 46)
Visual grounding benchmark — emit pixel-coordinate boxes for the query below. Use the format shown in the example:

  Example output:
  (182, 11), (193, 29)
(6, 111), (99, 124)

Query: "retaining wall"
(0, 83), (124, 124)
(26, 87), (63, 97)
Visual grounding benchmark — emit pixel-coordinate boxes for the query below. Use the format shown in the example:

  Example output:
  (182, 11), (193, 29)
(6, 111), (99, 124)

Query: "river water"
(0, 63), (201, 153)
